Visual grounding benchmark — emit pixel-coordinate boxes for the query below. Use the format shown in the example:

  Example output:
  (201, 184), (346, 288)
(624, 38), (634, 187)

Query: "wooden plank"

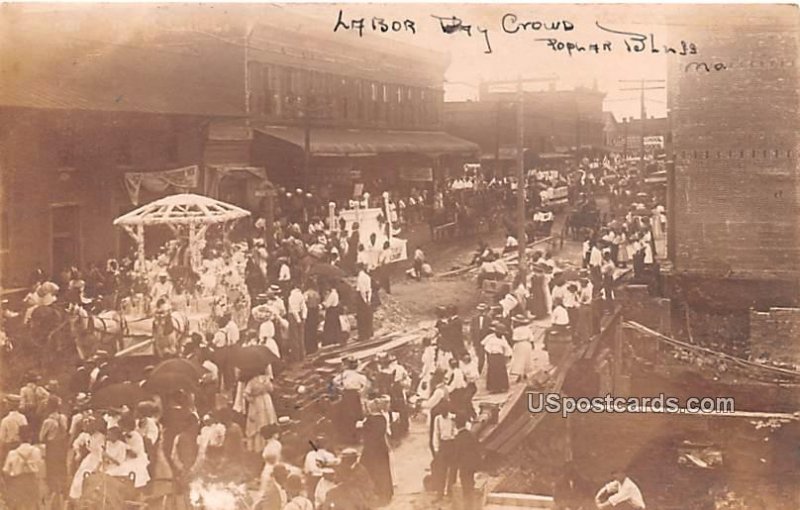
(437, 237), (555, 279)
(481, 308), (622, 454)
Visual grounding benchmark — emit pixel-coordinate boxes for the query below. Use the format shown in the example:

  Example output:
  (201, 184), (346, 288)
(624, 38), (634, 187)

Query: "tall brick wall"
(667, 7), (800, 278)
(749, 308), (800, 366)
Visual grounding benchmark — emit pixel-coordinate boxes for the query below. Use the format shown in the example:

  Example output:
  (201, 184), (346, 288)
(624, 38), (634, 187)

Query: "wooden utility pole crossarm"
(482, 75), (562, 283)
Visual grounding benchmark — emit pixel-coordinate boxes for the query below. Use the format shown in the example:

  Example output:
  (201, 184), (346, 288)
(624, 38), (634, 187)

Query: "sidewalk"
(385, 318), (554, 509)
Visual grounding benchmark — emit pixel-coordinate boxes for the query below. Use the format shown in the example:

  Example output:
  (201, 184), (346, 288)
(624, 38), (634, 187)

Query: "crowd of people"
(0, 151), (666, 509)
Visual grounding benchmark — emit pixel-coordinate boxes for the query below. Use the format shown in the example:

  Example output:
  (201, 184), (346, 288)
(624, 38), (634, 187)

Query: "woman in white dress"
(105, 421), (151, 488)
(642, 229), (655, 265)
(530, 328), (552, 374)
(509, 315), (534, 382)
(242, 368), (278, 453)
(68, 420), (106, 500)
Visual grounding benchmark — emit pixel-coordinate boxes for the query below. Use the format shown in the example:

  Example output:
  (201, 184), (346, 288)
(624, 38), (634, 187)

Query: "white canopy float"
(113, 193), (251, 270)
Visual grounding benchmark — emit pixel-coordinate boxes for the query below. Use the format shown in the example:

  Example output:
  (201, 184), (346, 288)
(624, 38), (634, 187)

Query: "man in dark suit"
(452, 414), (482, 510)
(447, 306), (466, 357)
(469, 303), (491, 374)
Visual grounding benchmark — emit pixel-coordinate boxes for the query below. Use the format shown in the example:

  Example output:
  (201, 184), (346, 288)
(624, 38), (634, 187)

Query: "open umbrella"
(143, 371), (198, 394)
(96, 355), (159, 386)
(150, 358), (203, 380)
(227, 345), (280, 374)
(308, 262), (346, 281)
(91, 382), (151, 409)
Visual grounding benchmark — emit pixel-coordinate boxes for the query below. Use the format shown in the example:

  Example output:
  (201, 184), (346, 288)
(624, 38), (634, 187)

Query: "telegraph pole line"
(482, 75), (559, 283)
(619, 79), (665, 172)
(516, 76), (526, 282)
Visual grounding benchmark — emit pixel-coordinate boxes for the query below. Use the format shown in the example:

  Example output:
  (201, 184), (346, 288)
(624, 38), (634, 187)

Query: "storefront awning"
(254, 126), (479, 157)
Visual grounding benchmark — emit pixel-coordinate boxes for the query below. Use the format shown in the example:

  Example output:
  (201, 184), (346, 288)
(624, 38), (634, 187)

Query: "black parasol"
(91, 382), (152, 409)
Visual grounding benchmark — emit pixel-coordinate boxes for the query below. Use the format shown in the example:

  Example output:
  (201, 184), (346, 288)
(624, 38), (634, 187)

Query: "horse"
(152, 310), (189, 358)
(67, 304), (128, 358)
(28, 303), (71, 368)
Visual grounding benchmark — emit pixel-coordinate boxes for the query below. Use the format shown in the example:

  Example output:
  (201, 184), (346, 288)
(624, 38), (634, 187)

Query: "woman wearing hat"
(481, 323), (512, 393)
(509, 315), (534, 383)
(333, 358), (368, 443)
(359, 396), (394, 505)
(321, 284), (343, 346)
(241, 366), (278, 453)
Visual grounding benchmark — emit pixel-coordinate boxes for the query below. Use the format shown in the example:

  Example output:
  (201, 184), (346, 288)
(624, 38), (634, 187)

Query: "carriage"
(564, 206), (602, 240)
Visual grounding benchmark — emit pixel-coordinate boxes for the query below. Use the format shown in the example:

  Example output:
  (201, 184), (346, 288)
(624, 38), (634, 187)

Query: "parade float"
(330, 191), (408, 267)
(113, 194), (252, 349)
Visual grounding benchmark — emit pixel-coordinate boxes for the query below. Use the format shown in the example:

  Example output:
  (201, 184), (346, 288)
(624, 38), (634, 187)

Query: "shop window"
(51, 204), (80, 274)
(262, 65), (274, 116)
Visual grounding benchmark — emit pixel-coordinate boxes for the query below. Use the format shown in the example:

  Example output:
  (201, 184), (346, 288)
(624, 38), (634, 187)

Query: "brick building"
(230, 11), (478, 199)
(665, 6), (799, 358)
(444, 85), (606, 176)
(605, 115), (671, 157)
(667, 6), (799, 303)
(0, 7), (476, 289)
(0, 16), (247, 288)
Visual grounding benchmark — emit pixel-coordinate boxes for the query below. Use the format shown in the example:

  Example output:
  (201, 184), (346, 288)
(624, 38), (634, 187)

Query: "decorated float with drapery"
(114, 193), (251, 272)
(113, 194), (253, 347)
(330, 192), (408, 267)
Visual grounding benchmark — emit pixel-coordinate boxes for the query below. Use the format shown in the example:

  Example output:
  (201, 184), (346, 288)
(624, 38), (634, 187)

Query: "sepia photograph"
(0, 2), (798, 509)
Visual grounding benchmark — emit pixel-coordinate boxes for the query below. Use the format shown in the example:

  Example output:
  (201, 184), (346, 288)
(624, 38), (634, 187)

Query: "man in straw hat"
(303, 435), (337, 499)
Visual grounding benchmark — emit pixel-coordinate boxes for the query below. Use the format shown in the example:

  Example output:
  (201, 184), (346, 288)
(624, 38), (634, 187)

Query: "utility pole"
(494, 101), (501, 179)
(482, 75), (558, 283)
(303, 106), (311, 191)
(516, 76), (526, 282)
(623, 118), (628, 160)
(619, 79), (665, 173)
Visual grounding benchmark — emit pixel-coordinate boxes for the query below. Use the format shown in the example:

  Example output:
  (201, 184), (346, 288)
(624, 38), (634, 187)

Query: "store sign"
(644, 136), (665, 148)
(463, 163), (481, 174)
(399, 167), (434, 182)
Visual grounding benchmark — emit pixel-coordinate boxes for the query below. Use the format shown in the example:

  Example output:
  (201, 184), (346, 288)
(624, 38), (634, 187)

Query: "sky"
(288, 3), (678, 119)
(8, 3), (748, 120)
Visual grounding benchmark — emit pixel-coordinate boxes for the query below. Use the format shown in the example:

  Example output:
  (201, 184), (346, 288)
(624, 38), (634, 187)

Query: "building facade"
(0, 17), (245, 289)
(0, 7), (477, 289)
(604, 115), (671, 157)
(664, 4), (799, 368)
(444, 85), (606, 176)
(667, 6), (799, 308)
(241, 18), (477, 199)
